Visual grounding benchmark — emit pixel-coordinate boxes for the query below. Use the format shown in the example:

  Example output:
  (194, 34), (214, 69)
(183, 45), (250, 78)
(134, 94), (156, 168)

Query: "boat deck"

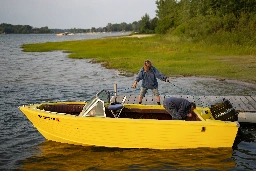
(112, 95), (256, 123)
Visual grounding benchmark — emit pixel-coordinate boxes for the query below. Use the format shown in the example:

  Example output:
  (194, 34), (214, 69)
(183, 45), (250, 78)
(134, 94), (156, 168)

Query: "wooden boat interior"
(37, 103), (201, 121)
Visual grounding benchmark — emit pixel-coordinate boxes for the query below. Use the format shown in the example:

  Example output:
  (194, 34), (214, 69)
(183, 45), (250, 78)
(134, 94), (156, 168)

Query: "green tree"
(107, 23), (112, 32)
(155, 0), (178, 34)
(150, 17), (158, 32)
(140, 13), (151, 33)
(132, 21), (139, 32)
(120, 22), (127, 32)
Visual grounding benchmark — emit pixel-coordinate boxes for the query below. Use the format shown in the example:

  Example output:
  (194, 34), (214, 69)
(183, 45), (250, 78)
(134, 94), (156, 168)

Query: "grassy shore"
(22, 34), (256, 84)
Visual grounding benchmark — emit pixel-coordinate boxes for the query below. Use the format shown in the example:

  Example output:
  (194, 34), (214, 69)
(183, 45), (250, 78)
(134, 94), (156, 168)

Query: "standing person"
(131, 59), (169, 105)
(163, 97), (196, 120)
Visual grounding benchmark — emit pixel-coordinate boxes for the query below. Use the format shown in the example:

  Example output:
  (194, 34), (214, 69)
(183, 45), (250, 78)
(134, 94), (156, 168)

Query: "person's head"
(190, 102), (196, 112)
(144, 59), (152, 72)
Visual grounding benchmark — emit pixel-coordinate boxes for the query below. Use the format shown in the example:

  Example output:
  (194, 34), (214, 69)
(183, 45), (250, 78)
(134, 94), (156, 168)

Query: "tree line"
(0, 23), (53, 34)
(52, 20), (155, 34)
(0, 21), (148, 34)
(0, 13), (158, 34)
(68, 22), (142, 33)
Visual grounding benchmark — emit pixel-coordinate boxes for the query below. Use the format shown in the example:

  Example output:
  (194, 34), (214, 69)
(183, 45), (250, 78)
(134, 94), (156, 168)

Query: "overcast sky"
(0, 0), (157, 29)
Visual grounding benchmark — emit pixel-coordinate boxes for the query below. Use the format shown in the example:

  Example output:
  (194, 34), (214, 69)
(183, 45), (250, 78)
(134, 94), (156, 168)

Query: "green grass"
(22, 34), (256, 84)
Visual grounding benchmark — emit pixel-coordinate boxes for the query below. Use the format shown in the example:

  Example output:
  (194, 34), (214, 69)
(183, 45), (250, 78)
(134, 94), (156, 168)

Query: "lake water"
(0, 33), (256, 170)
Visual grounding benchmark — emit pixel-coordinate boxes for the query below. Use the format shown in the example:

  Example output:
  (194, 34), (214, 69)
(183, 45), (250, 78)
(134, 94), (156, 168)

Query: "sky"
(0, 0), (157, 29)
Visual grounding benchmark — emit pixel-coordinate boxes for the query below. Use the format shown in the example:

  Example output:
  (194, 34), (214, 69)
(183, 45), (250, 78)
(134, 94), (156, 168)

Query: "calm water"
(0, 34), (256, 170)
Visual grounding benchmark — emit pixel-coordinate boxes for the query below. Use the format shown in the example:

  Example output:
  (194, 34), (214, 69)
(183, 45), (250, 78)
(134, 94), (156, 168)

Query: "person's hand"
(165, 78), (169, 82)
(132, 81), (137, 88)
(187, 113), (193, 118)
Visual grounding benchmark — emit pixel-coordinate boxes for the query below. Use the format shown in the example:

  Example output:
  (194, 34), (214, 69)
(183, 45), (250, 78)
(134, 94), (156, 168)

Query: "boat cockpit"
(37, 89), (238, 122)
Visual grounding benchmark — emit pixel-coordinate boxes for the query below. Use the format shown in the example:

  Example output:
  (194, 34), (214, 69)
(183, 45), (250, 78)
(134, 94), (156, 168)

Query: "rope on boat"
(166, 81), (210, 107)
(109, 87), (140, 95)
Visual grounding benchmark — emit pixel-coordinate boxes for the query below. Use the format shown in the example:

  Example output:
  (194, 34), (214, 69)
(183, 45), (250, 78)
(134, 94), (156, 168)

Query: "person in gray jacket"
(131, 60), (169, 105)
(163, 97), (196, 120)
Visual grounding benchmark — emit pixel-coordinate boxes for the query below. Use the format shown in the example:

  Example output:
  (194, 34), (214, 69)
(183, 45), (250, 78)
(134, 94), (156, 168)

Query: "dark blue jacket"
(135, 66), (167, 89)
(163, 97), (192, 119)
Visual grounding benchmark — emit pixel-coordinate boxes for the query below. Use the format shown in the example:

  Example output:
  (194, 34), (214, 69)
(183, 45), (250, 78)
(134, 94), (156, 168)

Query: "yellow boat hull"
(20, 103), (239, 149)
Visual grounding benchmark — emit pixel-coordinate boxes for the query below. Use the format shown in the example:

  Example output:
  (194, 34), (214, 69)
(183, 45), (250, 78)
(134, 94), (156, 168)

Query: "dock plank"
(222, 96), (248, 111)
(244, 96), (256, 111)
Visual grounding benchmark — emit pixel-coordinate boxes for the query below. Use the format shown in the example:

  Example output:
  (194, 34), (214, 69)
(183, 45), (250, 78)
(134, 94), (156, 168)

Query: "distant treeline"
(49, 20), (156, 34)
(0, 21), (149, 34)
(0, 23), (54, 34)
(68, 21), (144, 33)
(0, 22), (147, 34)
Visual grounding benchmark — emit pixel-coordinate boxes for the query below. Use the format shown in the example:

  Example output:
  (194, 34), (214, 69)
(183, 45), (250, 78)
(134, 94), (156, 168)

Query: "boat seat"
(108, 96), (126, 118)
(108, 104), (123, 111)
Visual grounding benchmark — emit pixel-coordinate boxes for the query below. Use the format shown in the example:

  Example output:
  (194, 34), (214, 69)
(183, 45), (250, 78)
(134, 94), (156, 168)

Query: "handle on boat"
(114, 84), (117, 96)
(114, 84), (117, 103)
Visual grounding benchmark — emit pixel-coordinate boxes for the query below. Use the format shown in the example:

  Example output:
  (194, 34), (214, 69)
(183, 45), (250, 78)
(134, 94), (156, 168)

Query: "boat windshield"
(83, 95), (98, 112)
(83, 90), (110, 111)
(80, 90), (110, 117)
(96, 89), (110, 103)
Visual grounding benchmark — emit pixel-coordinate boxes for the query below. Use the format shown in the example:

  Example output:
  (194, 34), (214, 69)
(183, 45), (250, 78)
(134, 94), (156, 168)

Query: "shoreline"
(21, 33), (256, 85)
(88, 59), (256, 87)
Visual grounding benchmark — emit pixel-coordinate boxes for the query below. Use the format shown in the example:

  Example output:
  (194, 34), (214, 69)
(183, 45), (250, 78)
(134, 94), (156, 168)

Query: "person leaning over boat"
(163, 97), (196, 120)
(131, 59), (169, 105)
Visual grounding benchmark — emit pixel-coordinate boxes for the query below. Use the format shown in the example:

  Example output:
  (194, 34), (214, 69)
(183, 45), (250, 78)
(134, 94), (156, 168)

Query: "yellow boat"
(19, 90), (239, 149)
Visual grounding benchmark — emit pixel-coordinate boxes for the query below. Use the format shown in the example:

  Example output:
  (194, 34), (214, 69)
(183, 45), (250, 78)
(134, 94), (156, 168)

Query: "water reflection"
(19, 141), (235, 171)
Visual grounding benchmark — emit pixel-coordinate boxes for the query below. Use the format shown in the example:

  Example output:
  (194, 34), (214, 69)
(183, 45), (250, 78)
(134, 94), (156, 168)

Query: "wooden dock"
(113, 95), (256, 123)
